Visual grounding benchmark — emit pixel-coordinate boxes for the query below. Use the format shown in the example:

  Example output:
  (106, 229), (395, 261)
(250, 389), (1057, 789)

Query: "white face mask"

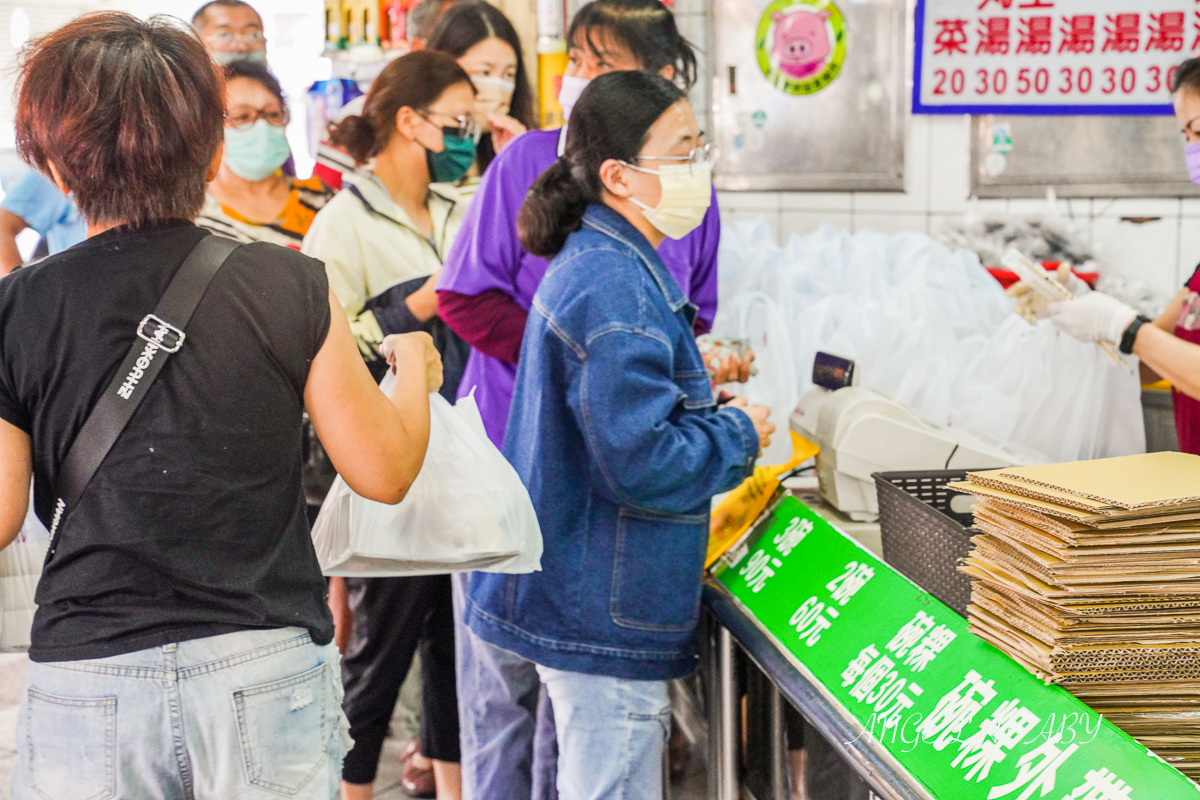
(471, 75), (516, 131)
(558, 75), (590, 121)
(621, 160), (713, 240)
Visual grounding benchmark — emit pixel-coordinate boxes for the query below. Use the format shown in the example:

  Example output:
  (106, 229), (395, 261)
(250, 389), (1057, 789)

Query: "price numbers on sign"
(789, 560), (875, 646)
(932, 64), (1178, 100)
(915, 0), (1189, 114)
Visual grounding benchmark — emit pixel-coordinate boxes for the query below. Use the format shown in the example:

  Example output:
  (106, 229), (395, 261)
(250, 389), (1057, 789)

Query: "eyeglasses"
(226, 106), (289, 129)
(419, 110), (481, 143)
(207, 31), (265, 45)
(629, 141), (714, 176)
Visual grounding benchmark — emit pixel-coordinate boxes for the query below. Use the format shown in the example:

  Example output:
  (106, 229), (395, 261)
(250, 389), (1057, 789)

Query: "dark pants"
(341, 575), (460, 785)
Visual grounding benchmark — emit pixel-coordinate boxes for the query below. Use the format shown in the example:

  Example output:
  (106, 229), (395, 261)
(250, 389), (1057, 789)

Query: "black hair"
(518, 71), (685, 257)
(16, 12), (225, 227)
(408, 0), (459, 43)
(568, 0), (697, 91)
(427, 0), (534, 171)
(330, 50), (473, 164)
(1172, 58), (1200, 95)
(192, 0), (260, 29)
(224, 59), (284, 106)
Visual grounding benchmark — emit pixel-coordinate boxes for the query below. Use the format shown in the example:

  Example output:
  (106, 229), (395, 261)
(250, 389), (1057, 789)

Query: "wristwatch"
(1119, 315), (1151, 355)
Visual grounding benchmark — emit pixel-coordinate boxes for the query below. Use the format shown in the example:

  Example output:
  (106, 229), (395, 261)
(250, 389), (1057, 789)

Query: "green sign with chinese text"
(716, 496), (1199, 800)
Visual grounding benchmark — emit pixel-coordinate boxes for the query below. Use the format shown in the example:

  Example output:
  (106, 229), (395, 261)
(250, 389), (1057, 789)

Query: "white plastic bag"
(0, 494), (49, 653)
(311, 381), (542, 577)
(715, 291), (799, 465)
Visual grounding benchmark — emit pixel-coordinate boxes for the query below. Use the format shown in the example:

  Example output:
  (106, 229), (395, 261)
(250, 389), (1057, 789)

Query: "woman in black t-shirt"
(0, 13), (441, 798)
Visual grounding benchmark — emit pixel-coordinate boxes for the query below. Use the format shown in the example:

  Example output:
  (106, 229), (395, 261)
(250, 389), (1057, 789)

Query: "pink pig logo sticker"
(771, 8), (833, 79)
(756, 0), (846, 95)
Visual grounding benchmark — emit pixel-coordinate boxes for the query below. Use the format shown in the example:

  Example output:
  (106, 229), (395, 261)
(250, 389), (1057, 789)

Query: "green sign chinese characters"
(715, 496), (1199, 800)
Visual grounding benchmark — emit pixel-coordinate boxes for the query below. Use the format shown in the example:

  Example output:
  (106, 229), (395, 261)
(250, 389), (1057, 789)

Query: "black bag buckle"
(137, 314), (186, 354)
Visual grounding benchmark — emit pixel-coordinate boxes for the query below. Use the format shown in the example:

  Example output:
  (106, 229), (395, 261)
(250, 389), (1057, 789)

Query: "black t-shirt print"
(0, 222), (334, 661)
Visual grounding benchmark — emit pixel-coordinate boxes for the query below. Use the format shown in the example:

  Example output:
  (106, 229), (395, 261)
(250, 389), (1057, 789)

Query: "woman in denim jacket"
(464, 71), (774, 799)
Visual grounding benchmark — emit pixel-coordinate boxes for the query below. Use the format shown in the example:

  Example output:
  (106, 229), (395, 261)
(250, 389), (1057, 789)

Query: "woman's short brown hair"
(15, 12), (225, 228)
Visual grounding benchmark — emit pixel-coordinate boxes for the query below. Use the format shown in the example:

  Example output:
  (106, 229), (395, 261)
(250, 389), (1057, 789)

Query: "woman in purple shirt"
(437, 0), (718, 448)
(435, 2), (749, 798)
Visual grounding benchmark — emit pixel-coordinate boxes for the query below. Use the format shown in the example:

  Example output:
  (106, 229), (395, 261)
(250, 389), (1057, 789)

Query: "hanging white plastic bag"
(311, 378), (542, 577)
(0, 493), (49, 653)
(720, 292), (798, 465)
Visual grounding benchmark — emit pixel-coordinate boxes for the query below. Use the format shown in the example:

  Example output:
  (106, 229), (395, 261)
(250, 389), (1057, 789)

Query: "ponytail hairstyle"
(568, 0), (698, 91)
(518, 71), (684, 257)
(329, 50), (473, 164)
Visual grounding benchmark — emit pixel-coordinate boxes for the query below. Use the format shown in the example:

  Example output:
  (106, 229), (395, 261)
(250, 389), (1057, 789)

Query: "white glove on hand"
(1008, 264), (1090, 323)
(1060, 267), (1091, 297)
(1047, 292), (1138, 344)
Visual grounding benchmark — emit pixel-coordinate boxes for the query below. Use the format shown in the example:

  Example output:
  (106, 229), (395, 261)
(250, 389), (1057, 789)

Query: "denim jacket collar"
(579, 204), (697, 324)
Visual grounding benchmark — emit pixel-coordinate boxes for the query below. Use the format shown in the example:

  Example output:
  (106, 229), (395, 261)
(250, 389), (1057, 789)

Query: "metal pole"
(718, 626), (739, 800)
(769, 683), (788, 800)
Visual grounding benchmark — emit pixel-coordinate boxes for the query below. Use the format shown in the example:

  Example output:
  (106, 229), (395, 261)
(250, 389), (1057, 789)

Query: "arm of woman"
(1141, 287), (1191, 383)
(436, 289), (528, 365)
(0, 209), (29, 275)
(0, 418), (32, 549)
(304, 290), (440, 505)
(1133, 322), (1200, 403)
(566, 328), (762, 516)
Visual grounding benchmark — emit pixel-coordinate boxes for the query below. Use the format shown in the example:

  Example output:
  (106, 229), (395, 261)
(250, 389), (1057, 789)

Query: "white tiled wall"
(715, 113), (1196, 303)
(672, 0), (1197, 304)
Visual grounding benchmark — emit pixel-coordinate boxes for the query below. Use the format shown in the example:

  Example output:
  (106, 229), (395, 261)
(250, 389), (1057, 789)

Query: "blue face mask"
(425, 132), (476, 183)
(223, 119), (291, 181)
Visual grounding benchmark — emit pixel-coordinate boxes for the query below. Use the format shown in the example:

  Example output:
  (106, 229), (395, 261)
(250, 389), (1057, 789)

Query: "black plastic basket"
(873, 470), (979, 617)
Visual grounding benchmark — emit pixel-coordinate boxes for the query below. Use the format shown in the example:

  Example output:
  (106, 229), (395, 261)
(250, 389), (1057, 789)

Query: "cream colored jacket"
(302, 171), (464, 356)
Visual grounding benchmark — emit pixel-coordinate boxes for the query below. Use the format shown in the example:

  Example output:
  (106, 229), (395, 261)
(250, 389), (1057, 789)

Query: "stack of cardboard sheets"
(949, 452), (1200, 778)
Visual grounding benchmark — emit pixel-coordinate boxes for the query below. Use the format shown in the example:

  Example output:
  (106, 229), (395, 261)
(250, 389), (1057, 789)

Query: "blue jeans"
(536, 666), (669, 800)
(452, 573), (557, 800)
(13, 627), (349, 800)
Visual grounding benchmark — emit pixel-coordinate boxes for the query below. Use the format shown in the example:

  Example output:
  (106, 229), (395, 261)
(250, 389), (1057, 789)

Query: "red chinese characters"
(977, 0), (1054, 8)
(1146, 12), (1185, 53)
(1102, 13), (1140, 53)
(1058, 14), (1095, 54)
(1016, 16), (1052, 55)
(976, 17), (1010, 55)
(933, 18), (970, 56)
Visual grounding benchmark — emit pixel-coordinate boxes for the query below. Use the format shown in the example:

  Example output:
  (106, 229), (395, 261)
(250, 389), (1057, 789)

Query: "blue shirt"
(1, 170), (85, 256)
(465, 205), (757, 681)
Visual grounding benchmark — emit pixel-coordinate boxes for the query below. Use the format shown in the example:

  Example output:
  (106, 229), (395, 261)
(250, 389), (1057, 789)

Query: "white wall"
(672, 0), (1197, 306)
(0, 0), (329, 175)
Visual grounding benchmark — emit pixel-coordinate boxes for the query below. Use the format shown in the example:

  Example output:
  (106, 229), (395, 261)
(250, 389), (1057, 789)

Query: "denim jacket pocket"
(27, 688), (116, 800)
(232, 662), (330, 796)
(610, 508), (707, 633)
(676, 370), (715, 411)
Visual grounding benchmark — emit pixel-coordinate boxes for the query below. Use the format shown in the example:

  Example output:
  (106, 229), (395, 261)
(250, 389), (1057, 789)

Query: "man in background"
(193, 0), (267, 65)
(0, 169), (85, 276)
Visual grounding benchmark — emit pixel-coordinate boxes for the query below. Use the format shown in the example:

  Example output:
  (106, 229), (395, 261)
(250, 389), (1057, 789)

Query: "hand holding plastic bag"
(311, 377), (542, 577)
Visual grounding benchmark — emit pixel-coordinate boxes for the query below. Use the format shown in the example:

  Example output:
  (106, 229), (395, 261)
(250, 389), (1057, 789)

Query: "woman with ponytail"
(433, 4), (752, 798)
(301, 49), (475, 800)
(467, 71), (773, 799)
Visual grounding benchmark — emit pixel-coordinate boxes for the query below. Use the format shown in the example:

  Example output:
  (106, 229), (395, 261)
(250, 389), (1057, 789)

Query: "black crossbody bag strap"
(46, 233), (241, 558)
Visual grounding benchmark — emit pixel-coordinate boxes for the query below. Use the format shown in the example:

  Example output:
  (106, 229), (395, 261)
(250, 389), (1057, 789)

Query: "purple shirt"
(437, 127), (721, 445)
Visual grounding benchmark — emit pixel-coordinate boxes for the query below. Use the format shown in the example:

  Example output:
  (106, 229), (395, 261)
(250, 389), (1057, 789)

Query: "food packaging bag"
(311, 381), (542, 577)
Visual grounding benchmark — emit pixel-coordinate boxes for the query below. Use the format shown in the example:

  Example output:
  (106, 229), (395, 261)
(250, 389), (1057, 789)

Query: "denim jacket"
(465, 205), (758, 680)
